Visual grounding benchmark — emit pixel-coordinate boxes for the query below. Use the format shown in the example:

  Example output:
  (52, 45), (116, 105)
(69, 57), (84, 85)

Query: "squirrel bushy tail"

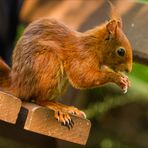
(0, 58), (11, 89)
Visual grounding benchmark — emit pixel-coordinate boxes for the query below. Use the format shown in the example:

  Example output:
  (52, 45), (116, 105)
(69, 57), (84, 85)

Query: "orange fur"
(0, 5), (132, 124)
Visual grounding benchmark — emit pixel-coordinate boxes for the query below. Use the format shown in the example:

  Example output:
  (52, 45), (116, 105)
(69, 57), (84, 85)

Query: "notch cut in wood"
(0, 91), (22, 124)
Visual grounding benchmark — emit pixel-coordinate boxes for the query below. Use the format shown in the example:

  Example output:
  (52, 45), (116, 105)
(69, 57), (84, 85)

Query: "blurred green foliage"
(138, 0), (148, 2)
(85, 63), (148, 119)
(15, 24), (25, 41)
(130, 63), (148, 83)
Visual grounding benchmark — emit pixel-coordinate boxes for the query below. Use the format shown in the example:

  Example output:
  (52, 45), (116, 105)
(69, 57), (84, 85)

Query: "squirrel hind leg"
(36, 100), (86, 129)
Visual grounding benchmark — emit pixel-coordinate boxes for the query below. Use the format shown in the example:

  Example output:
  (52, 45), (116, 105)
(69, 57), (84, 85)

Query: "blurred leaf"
(129, 63), (148, 83)
(15, 24), (25, 41)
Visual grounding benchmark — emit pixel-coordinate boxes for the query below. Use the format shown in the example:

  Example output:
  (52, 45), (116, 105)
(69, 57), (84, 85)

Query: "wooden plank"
(20, 0), (102, 29)
(123, 2), (148, 64)
(79, 0), (148, 64)
(22, 103), (91, 145)
(0, 91), (21, 124)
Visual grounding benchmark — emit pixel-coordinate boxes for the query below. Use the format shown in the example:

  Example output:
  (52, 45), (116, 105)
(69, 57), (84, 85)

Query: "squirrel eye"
(117, 47), (125, 57)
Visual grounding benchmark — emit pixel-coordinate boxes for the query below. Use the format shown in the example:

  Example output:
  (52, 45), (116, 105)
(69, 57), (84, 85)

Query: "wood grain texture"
(0, 91), (21, 124)
(20, 0), (101, 30)
(22, 103), (91, 145)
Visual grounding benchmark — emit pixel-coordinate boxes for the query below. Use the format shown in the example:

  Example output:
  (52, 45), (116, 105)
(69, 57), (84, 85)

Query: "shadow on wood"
(0, 120), (57, 148)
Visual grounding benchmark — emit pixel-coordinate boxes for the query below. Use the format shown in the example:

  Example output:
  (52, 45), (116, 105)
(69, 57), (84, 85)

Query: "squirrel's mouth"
(112, 64), (131, 73)
(101, 65), (128, 76)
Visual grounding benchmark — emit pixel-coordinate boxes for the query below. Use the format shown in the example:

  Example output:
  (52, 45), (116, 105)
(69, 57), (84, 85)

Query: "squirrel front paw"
(114, 73), (131, 93)
(54, 110), (74, 129)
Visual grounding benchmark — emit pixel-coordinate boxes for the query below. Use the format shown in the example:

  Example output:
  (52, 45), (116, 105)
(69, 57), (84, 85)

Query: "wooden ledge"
(0, 91), (91, 145)
(0, 91), (22, 124)
(22, 103), (91, 145)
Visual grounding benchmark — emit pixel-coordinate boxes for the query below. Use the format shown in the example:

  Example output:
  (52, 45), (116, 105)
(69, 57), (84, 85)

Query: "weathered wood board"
(22, 103), (91, 145)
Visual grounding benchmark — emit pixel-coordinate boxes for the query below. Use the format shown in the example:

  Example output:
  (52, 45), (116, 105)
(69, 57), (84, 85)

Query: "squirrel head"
(99, 2), (132, 73)
(101, 19), (133, 73)
(83, 2), (132, 73)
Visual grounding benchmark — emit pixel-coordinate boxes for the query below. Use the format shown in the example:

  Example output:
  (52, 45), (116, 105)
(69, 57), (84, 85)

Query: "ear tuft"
(117, 20), (122, 29)
(106, 20), (117, 34)
(108, 1), (123, 28)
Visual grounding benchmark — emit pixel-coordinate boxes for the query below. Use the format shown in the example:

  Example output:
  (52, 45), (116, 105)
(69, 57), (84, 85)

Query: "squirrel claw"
(54, 110), (74, 129)
(46, 102), (86, 129)
(123, 86), (128, 94)
(117, 73), (130, 93)
(68, 107), (86, 119)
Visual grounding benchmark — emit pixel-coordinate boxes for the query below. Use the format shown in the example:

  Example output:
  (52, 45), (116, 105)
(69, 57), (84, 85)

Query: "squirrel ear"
(108, 1), (122, 29)
(117, 20), (122, 29)
(106, 20), (117, 35)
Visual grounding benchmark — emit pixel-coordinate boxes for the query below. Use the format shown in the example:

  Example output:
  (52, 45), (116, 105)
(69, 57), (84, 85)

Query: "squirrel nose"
(125, 69), (129, 73)
(126, 64), (132, 73)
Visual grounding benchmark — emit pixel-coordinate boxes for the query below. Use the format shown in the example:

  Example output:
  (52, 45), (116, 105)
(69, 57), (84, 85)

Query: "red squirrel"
(0, 4), (132, 128)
